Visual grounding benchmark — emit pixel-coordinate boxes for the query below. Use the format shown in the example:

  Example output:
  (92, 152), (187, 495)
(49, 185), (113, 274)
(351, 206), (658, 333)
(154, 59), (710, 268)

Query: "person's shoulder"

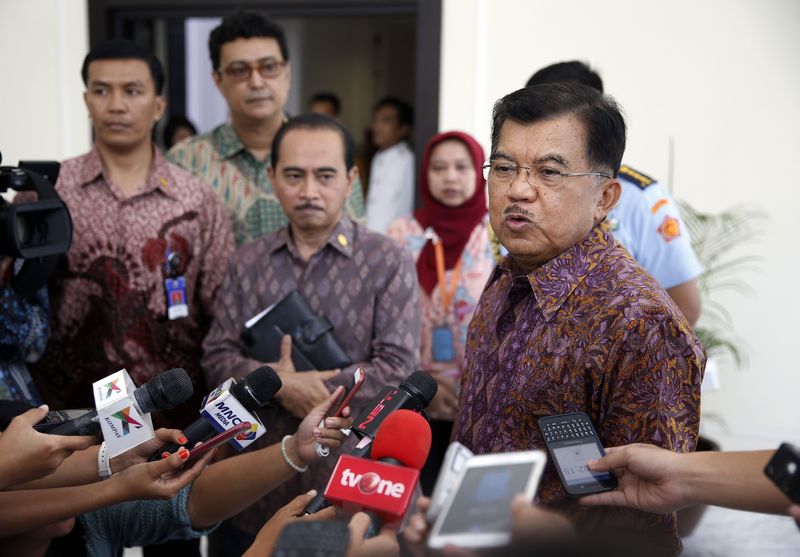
(166, 125), (222, 161)
(386, 215), (421, 243)
(355, 221), (413, 260)
(618, 164), (658, 191)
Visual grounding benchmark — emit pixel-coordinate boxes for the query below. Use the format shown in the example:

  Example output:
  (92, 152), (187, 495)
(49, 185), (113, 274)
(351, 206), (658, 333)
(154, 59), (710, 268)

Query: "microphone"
(302, 370), (437, 515)
(149, 366), (282, 461)
(324, 410), (432, 533)
(91, 368), (194, 457)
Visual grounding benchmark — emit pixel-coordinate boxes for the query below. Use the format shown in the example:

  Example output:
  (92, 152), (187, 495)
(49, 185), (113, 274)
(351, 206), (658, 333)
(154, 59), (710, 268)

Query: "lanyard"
(433, 238), (462, 313)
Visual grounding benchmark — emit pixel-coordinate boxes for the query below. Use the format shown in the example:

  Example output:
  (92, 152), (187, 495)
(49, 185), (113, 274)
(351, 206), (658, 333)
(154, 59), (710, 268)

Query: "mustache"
(294, 202), (324, 211)
(245, 93), (271, 101)
(502, 205), (532, 218)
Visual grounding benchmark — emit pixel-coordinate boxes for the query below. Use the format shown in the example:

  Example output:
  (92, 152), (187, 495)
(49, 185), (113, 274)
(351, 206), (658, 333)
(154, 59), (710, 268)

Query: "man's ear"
(153, 95), (167, 123)
(268, 165), (276, 182)
(211, 70), (223, 92)
(345, 166), (358, 199)
(595, 178), (621, 221)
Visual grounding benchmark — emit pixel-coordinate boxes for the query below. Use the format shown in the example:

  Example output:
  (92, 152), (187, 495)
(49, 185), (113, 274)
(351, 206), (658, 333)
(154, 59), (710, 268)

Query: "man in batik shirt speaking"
(454, 83), (705, 556)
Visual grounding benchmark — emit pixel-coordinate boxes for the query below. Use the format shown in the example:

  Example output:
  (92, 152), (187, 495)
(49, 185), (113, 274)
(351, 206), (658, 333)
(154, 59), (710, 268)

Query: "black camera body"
(764, 442), (800, 504)
(1, 153), (72, 297)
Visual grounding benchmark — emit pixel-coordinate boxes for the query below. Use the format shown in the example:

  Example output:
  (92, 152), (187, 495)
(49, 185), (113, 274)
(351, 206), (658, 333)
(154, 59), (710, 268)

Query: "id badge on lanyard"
(164, 244), (188, 320)
(429, 230), (462, 362)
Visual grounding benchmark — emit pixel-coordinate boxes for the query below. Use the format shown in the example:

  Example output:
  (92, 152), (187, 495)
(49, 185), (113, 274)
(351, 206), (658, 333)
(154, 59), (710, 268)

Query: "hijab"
(413, 131), (487, 295)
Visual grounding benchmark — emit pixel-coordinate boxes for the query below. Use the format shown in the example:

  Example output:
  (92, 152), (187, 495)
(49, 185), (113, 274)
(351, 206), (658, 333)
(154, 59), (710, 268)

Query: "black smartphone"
(272, 520), (350, 557)
(34, 408), (100, 436)
(537, 412), (617, 497)
(764, 442), (800, 504)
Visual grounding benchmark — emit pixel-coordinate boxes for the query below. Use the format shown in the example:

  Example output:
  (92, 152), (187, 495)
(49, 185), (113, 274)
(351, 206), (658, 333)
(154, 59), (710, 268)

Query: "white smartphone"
(426, 441), (474, 522)
(427, 450), (547, 550)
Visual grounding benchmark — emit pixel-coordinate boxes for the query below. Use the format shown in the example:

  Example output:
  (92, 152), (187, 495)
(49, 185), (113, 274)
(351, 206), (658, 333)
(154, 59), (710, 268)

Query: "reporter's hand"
(426, 373), (458, 421)
(110, 428), (188, 473)
(243, 490), (337, 557)
(789, 505), (800, 529)
(0, 405), (96, 488)
(347, 512), (399, 557)
(510, 495), (574, 545)
(109, 444), (214, 501)
(580, 443), (689, 513)
(292, 386), (354, 465)
(402, 496), (431, 557)
(271, 335), (340, 418)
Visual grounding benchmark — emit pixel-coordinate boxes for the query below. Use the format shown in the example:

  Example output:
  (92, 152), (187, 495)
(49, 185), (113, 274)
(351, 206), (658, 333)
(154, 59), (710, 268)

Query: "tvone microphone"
(89, 368), (194, 457)
(33, 368), (193, 438)
(324, 410), (432, 533)
(303, 370), (437, 515)
(149, 366), (282, 461)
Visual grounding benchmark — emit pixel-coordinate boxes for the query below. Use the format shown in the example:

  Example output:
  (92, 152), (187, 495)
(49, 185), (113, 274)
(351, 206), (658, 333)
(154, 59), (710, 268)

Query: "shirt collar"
(213, 121), (248, 159)
(492, 222), (616, 322)
(78, 145), (180, 200)
(267, 215), (355, 260)
(525, 221), (617, 321)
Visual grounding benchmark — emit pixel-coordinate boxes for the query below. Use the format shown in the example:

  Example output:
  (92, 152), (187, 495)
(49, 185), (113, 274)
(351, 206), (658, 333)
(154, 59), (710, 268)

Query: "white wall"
(0, 0), (90, 165)
(441, 0), (800, 449)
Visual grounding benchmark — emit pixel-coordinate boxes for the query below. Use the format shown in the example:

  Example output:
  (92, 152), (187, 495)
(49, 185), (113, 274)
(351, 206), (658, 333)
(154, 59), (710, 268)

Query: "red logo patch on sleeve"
(658, 215), (681, 242)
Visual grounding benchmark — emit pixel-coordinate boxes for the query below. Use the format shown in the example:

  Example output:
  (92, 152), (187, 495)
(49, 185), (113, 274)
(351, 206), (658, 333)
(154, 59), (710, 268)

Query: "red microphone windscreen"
(370, 409), (432, 470)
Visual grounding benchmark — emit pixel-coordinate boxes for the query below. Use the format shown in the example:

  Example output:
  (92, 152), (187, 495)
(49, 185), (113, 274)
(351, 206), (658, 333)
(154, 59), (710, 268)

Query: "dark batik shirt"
(456, 223), (705, 556)
(201, 216), (419, 534)
(167, 122), (366, 246)
(24, 147), (234, 429)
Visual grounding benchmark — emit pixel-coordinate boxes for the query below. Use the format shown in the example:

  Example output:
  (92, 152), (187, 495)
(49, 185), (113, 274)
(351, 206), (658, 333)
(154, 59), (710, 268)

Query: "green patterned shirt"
(168, 121), (366, 246)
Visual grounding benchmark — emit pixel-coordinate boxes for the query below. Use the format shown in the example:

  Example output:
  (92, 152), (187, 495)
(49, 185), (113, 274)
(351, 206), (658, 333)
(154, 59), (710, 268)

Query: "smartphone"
(427, 450), (547, 550)
(537, 412), (617, 497)
(764, 442), (800, 504)
(426, 441), (474, 522)
(182, 422), (252, 465)
(327, 366), (366, 420)
(272, 520), (350, 557)
(34, 408), (100, 436)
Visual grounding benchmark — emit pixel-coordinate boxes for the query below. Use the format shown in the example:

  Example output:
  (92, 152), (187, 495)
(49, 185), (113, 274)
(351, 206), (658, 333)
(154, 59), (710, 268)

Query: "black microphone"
(149, 366), (282, 461)
(303, 370), (438, 515)
(43, 368), (194, 436)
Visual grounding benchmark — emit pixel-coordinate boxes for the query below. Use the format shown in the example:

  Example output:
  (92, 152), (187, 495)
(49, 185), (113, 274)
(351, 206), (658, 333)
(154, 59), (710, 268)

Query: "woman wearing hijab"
(388, 131), (496, 493)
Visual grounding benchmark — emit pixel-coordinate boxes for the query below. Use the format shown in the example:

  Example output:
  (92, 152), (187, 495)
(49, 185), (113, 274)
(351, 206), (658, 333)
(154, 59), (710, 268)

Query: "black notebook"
(242, 290), (352, 371)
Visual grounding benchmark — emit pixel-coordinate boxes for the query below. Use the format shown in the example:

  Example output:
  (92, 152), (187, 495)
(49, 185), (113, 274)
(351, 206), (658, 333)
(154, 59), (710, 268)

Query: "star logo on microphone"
(235, 423), (258, 441)
(101, 379), (122, 399)
(110, 407), (143, 435)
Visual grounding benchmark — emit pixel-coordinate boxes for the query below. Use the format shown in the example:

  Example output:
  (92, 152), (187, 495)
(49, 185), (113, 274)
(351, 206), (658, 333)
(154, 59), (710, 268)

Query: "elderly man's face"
(488, 115), (618, 271)
(269, 128), (355, 235)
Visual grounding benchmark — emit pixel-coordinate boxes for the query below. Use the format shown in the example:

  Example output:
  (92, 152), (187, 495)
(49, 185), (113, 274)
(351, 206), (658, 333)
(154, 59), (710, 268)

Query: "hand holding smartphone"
(315, 366), (365, 458)
(178, 422), (252, 465)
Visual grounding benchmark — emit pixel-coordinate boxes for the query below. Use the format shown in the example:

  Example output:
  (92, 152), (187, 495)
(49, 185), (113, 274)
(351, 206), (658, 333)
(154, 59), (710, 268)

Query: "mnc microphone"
(149, 366), (282, 461)
(303, 370), (437, 515)
(324, 410), (432, 532)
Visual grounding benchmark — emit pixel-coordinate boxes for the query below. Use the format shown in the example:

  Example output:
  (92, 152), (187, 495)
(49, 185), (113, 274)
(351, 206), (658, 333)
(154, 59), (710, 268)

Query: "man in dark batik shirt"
(202, 113), (419, 554)
(455, 83), (705, 555)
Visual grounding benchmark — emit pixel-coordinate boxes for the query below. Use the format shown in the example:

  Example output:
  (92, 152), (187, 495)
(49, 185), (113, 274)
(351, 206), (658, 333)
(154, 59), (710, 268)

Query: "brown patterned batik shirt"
(455, 223), (705, 556)
(201, 215), (419, 534)
(25, 147), (234, 429)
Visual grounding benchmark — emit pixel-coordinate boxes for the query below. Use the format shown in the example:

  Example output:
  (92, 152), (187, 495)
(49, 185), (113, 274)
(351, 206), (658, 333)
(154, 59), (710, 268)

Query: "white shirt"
(366, 141), (415, 233)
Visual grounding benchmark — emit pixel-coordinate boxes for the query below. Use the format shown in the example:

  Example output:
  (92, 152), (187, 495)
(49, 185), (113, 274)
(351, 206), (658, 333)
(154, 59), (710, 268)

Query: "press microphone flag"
(93, 369), (152, 457)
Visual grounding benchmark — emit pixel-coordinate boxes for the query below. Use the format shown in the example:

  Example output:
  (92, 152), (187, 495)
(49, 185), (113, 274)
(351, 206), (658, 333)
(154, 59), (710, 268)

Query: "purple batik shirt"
(456, 223), (705, 555)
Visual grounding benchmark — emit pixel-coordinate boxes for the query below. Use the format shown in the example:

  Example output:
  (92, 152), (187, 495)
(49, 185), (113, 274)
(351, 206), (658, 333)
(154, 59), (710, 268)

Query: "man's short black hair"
(526, 61), (604, 93)
(81, 39), (165, 95)
(209, 9), (289, 71)
(309, 92), (341, 116)
(271, 113), (356, 170)
(491, 83), (626, 176)
(373, 96), (414, 127)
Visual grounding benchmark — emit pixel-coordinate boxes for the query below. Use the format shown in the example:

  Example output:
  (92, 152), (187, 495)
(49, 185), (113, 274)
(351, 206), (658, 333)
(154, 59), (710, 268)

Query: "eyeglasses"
(482, 159), (611, 189)
(219, 58), (287, 81)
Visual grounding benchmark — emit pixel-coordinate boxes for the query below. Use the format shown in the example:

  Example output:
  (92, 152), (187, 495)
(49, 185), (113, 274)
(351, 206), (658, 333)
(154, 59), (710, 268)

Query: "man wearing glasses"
(168, 9), (365, 246)
(454, 83), (704, 556)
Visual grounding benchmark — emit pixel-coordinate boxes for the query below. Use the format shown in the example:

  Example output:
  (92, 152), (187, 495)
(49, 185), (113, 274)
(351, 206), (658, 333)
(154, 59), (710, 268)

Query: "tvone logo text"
(340, 468), (405, 498)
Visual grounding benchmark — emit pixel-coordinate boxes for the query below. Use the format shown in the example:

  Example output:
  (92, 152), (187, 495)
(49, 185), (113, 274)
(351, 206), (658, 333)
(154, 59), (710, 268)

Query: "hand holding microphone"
(0, 405), (95, 489)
